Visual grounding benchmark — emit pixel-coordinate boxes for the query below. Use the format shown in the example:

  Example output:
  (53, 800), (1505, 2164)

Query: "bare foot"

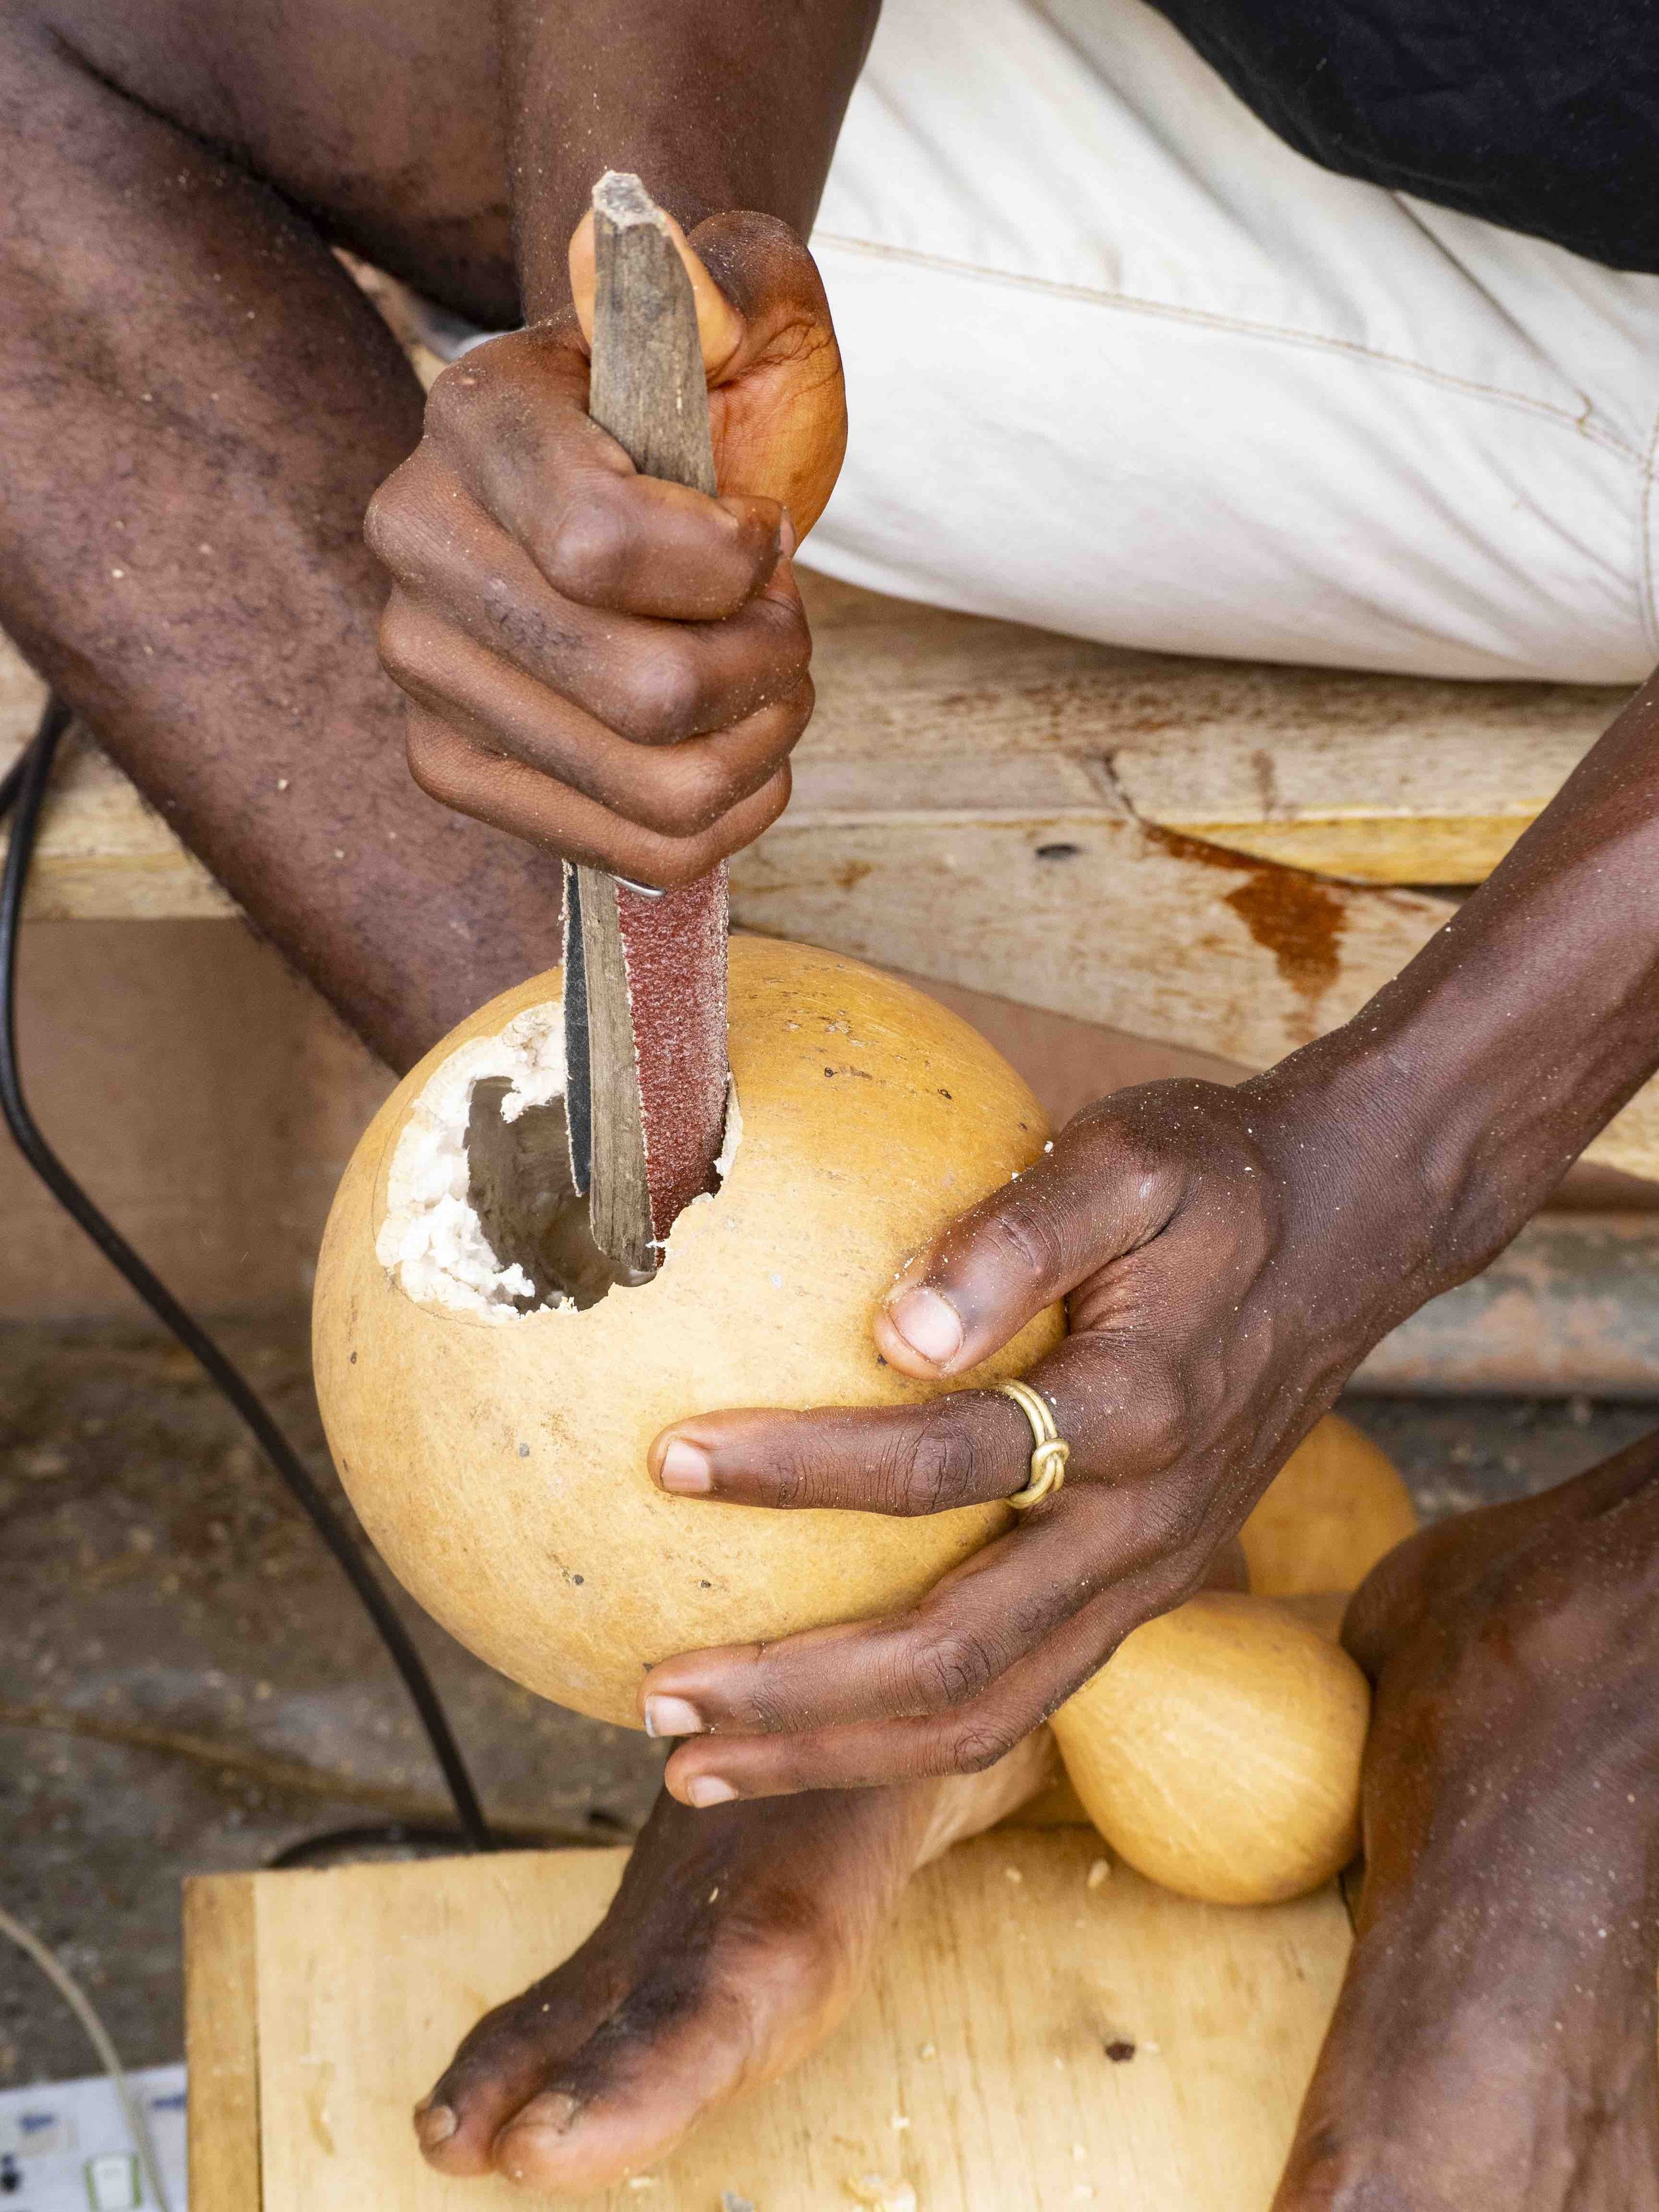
(413, 1735), (1051, 2193)
(1275, 1433), (1659, 2210)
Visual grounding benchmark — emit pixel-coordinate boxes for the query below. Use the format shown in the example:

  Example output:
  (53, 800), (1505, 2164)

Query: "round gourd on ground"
(312, 936), (1062, 1728)
(1051, 1592), (1370, 1905)
(1240, 1414), (1417, 1598)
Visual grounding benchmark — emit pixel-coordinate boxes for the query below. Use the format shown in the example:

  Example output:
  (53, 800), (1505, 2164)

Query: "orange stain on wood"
(1138, 823), (1349, 1005)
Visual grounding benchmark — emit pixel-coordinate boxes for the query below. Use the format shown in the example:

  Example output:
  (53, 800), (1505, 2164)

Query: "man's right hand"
(365, 210), (845, 884)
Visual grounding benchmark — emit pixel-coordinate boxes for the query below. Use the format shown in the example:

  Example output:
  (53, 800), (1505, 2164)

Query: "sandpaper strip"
(614, 871), (729, 1241)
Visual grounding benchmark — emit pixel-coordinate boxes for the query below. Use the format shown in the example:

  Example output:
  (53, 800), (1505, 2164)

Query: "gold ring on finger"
(993, 1378), (1070, 1511)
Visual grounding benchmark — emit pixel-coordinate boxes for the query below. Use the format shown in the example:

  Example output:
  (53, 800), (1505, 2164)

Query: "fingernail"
(685, 1774), (739, 1808)
(658, 1439), (713, 1495)
(415, 2104), (458, 2149)
(778, 508), (798, 559)
(644, 1693), (705, 1739)
(885, 1287), (964, 1365)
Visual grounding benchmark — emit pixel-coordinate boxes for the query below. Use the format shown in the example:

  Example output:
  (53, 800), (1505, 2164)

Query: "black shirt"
(1145, 0), (1659, 273)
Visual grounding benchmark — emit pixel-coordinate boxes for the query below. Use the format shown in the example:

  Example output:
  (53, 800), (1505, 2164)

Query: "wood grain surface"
(6, 575), (1648, 1173)
(1, 577), (1618, 919)
(186, 1830), (1352, 2212)
(183, 1872), (263, 2212)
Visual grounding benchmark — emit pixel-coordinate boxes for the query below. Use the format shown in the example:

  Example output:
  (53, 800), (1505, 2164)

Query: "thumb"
(873, 1120), (1175, 1380)
(568, 200), (747, 384)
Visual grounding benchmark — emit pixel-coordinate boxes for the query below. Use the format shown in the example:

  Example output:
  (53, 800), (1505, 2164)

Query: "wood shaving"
(843, 2177), (917, 2211)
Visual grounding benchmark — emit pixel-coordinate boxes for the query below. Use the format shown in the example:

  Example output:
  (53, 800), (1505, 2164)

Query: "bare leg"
(0, 12), (547, 1070)
(1276, 1436), (1659, 2210)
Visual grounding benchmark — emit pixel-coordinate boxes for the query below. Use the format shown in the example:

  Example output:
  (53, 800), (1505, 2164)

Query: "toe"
(416, 1976), (612, 2177)
(490, 1982), (762, 2193)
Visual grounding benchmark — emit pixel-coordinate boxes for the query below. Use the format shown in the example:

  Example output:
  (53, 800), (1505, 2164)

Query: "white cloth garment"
(803, 0), (1659, 681)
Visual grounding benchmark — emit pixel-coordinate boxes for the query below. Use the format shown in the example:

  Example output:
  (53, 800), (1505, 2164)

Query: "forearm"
(1255, 668), (1659, 1296)
(498, 0), (879, 317)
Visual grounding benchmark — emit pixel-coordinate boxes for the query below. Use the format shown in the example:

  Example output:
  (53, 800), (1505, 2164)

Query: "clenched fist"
(366, 208), (845, 883)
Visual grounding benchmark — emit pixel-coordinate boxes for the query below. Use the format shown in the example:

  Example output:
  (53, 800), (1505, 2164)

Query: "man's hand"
(364, 210), (845, 883)
(631, 662), (1659, 1807)
(630, 1070), (1407, 1803)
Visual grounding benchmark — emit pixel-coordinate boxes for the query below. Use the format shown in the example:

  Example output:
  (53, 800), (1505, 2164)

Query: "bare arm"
(498, 0), (881, 313)
(1266, 670), (1659, 1292)
(367, 2), (876, 873)
(634, 673), (1659, 1801)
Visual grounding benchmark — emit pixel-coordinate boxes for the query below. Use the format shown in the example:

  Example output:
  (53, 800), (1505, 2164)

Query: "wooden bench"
(184, 1828), (1350, 2212)
(5, 571), (1653, 1182)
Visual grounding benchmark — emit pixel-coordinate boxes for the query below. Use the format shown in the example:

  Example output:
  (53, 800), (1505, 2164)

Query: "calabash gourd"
(312, 936), (1062, 1728)
(1052, 1420), (1412, 1903)
(1240, 1413), (1418, 1599)
(1052, 1591), (1371, 1905)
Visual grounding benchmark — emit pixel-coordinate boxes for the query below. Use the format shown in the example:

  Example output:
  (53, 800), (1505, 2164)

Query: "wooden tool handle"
(587, 172), (719, 501)
(567, 174), (731, 1280)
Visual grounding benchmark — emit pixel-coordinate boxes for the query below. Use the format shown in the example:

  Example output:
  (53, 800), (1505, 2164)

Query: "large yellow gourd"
(1240, 1413), (1418, 1599)
(313, 937), (1061, 1728)
(1052, 1593), (1370, 1906)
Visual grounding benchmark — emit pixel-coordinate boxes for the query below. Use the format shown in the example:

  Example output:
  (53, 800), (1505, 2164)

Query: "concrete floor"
(2, 1309), (1654, 2089)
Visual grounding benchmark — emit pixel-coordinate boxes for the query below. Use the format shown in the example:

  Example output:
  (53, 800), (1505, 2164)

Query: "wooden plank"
(796, 571), (1623, 887)
(0, 677), (237, 920)
(735, 804), (1453, 1063)
(1, 577), (1624, 917)
(1149, 813), (1543, 885)
(184, 1872), (263, 2212)
(242, 1831), (1348, 2212)
(725, 803), (1659, 1185)
(7, 581), (1653, 1177)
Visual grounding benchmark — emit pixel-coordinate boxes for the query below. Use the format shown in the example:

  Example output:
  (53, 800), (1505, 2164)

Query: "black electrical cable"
(1, 699), (495, 1854)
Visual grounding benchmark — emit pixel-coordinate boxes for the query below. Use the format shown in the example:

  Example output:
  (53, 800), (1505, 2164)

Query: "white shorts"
(803, 0), (1659, 681)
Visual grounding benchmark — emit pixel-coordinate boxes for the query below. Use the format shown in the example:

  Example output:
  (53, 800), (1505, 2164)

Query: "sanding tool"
(563, 173), (732, 1282)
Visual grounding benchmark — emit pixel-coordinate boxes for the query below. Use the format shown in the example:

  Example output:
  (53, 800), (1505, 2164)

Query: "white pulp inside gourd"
(375, 1001), (741, 1322)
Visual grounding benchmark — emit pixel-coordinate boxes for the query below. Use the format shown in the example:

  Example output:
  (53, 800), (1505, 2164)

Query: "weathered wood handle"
(587, 171), (719, 502)
(566, 174), (731, 1280)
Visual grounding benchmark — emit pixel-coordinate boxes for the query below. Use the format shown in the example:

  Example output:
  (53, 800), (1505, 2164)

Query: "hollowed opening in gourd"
(462, 1078), (628, 1312)
(374, 1001), (739, 1322)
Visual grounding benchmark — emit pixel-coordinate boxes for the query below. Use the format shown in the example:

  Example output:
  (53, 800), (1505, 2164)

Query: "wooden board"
(184, 1872), (262, 2212)
(726, 790), (1659, 1189)
(794, 571), (1622, 891)
(7, 578), (1654, 1179)
(184, 1830), (1350, 2212)
(0, 705), (238, 920)
(0, 576), (1624, 919)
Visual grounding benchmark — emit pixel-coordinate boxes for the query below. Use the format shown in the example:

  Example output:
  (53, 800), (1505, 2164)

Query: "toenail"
(502, 2090), (580, 2142)
(884, 1287), (964, 1365)
(644, 1694), (705, 1739)
(685, 1774), (739, 1807)
(415, 2103), (458, 2148)
(658, 1439), (713, 1495)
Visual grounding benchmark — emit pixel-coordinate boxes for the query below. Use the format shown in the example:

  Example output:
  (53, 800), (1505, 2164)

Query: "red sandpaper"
(614, 867), (730, 1242)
